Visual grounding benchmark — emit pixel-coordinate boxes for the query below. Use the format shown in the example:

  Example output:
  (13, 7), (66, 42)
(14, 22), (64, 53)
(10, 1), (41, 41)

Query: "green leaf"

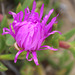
(6, 34), (15, 46)
(0, 62), (8, 72)
(16, 3), (22, 13)
(14, 0), (24, 5)
(1, 15), (8, 28)
(22, 0), (34, 12)
(70, 41), (75, 47)
(69, 46), (75, 57)
(0, 29), (3, 34)
(0, 35), (5, 53)
(62, 28), (75, 41)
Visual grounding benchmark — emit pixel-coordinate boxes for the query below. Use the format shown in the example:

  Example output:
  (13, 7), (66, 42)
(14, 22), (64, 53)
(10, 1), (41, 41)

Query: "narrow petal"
(24, 8), (27, 20)
(8, 11), (16, 19)
(19, 11), (23, 22)
(2, 32), (9, 35)
(47, 31), (62, 37)
(27, 6), (30, 13)
(26, 51), (33, 61)
(45, 15), (58, 33)
(14, 50), (24, 63)
(24, 8), (30, 20)
(16, 13), (19, 22)
(39, 4), (44, 20)
(31, 0), (36, 13)
(32, 51), (39, 66)
(9, 23), (12, 32)
(42, 9), (54, 24)
(9, 23), (15, 38)
(38, 45), (58, 51)
(2, 26), (15, 38)
(2, 28), (10, 35)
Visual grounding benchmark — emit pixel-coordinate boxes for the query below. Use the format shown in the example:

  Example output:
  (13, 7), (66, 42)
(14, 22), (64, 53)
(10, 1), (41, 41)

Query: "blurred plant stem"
(1, 1), (5, 15)
(0, 54), (25, 60)
(36, 65), (46, 75)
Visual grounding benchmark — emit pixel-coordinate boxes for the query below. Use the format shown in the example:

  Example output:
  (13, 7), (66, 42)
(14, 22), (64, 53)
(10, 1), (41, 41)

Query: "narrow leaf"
(0, 62), (8, 72)
(22, 0), (34, 11)
(16, 3), (22, 13)
(0, 35), (5, 53)
(1, 15), (8, 28)
(62, 28), (75, 41)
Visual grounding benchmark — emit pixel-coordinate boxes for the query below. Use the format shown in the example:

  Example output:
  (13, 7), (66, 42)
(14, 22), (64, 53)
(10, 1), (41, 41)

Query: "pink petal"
(32, 51), (39, 65)
(14, 50), (24, 63)
(42, 9), (54, 24)
(27, 6), (30, 13)
(31, 0), (36, 13)
(47, 31), (62, 37)
(19, 11), (23, 22)
(38, 45), (58, 51)
(45, 15), (58, 33)
(8, 11), (16, 19)
(26, 51), (33, 61)
(39, 4), (44, 20)
(2, 28), (10, 35)
(24, 8), (30, 20)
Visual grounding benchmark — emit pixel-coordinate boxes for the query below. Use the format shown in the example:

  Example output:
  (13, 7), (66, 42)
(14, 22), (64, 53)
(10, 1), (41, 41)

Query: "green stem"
(0, 54), (25, 60)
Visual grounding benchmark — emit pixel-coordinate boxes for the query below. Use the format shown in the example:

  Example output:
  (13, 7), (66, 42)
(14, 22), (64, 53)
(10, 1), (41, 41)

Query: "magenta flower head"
(2, 0), (61, 65)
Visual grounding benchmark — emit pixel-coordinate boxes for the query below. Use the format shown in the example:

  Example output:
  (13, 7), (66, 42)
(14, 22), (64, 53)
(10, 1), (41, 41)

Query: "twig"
(0, 72), (6, 75)
(1, 1), (5, 15)
(2, 60), (20, 75)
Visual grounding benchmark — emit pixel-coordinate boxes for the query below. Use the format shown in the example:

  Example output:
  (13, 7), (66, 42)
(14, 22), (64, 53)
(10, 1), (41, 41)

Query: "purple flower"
(2, 1), (61, 65)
